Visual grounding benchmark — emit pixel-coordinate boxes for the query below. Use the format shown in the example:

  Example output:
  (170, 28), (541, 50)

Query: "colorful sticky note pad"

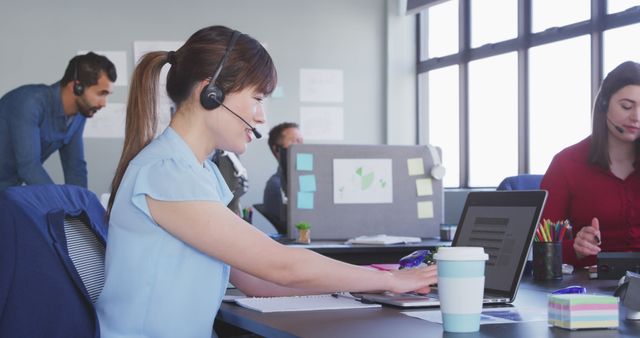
(407, 158), (425, 176)
(297, 153), (313, 171)
(297, 192), (314, 209)
(417, 201), (433, 219)
(299, 175), (317, 192)
(416, 178), (433, 196)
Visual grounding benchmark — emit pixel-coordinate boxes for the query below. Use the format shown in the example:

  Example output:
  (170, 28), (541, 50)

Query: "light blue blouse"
(96, 127), (233, 338)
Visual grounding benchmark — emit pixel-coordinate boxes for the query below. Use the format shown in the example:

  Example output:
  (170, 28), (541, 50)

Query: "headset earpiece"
(200, 31), (241, 110)
(426, 144), (446, 180)
(73, 64), (84, 96)
(200, 85), (224, 110)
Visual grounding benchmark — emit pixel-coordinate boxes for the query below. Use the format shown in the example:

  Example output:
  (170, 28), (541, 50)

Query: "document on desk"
(234, 294), (381, 313)
(402, 307), (547, 325)
(346, 234), (422, 245)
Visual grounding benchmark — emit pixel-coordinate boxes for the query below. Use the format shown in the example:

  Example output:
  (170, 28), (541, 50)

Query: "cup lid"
(433, 246), (489, 261)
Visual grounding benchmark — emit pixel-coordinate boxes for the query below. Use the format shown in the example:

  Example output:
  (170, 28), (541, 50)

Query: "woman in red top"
(541, 61), (640, 268)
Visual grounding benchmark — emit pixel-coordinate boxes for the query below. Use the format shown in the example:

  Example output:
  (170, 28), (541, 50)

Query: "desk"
(285, 239), (449, 265)
(216, 271), (640, 337)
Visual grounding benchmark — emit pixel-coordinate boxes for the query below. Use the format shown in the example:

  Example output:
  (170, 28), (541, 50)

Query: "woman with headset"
(96, 26), (437, 337)
(541, 61), (640, 268)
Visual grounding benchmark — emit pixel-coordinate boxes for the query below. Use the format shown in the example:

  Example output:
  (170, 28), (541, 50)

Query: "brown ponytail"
(106, 51), (171, 220)
(106, 25), (277, 221)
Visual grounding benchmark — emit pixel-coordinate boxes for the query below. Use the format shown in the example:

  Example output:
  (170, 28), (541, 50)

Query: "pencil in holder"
(533, 241), (563, 280)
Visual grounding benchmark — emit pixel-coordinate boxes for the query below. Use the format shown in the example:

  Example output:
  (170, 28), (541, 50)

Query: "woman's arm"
(541, 154), (597, 267)
(147, 197), (437, 295)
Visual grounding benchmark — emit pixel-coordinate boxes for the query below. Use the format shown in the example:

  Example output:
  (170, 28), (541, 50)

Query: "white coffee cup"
(433, 246), (489, 333)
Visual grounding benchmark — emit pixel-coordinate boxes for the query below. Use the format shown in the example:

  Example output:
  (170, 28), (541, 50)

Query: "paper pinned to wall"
(297, 192), (314, 209)
(133, 41), (184, 136)
(78, 50), (128, 86)
(417, 201), (433, 219)
(407, 158), (425, 176)
(299, 68), (343, 102)
(300, 106), (344, 140)
(299, 175), (317, 192)
(416, 178), (433, 196)
(133, 41), (184, 66)
(333, 159), (393, 204)
(296, 153), (314, 171)
(83, 103), (126, 138)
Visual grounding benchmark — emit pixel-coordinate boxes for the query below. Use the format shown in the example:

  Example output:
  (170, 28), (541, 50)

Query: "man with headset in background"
(263, 122), (304, 233)
(0, 52), (116, 191)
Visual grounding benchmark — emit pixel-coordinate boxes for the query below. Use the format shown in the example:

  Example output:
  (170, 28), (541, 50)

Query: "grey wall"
(1, 0), (469, 222)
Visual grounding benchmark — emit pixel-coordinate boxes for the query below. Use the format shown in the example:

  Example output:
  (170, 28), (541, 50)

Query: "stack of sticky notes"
(548, 294), (619, 330)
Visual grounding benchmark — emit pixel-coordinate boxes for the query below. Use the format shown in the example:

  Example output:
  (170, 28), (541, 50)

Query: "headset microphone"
(607, 117), (625, 134)
(218, 101), (262, 139)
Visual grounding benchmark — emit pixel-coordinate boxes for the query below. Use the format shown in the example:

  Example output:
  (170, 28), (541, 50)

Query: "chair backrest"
(0, 184), (107, 338)
(497, 174), (544, 191)
(63, 214), (106, 304)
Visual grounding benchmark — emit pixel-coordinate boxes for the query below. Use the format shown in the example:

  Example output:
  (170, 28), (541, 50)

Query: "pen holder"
(533, 241), (563, 280)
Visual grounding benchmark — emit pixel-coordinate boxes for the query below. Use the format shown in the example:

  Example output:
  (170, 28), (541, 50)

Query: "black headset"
(73, 61), (84, 96)
(200, 30), (241, 110)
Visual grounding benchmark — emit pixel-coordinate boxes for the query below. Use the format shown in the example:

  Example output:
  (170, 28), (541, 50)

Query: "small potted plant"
(295, 222), (312, 244)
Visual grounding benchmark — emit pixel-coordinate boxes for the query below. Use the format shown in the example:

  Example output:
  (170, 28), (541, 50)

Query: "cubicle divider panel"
(286, 144), (443, 240)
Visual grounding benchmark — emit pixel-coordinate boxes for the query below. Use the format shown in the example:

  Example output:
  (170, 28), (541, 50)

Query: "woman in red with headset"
(541, 61), (640, 268)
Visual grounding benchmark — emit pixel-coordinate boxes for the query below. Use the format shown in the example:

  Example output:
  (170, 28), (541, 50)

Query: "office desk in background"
(285, 239), (449, 265)
(217, 270), (640, 338)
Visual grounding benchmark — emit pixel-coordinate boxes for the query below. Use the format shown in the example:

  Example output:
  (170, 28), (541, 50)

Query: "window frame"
(416, 0), (640, 188)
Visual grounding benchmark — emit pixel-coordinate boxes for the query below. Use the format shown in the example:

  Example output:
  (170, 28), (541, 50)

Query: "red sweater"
(540, 137), (640, 268)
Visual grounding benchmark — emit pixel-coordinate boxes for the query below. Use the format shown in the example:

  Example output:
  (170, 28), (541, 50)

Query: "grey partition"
(286, 144), (443, 240)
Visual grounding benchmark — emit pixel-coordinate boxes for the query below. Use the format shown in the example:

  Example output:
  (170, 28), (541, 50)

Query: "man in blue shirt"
(263, 122), (303, 233)
(0, 52), (116, 191)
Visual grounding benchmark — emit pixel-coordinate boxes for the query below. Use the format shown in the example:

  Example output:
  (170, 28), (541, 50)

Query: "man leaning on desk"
(0, 52), (116, 191)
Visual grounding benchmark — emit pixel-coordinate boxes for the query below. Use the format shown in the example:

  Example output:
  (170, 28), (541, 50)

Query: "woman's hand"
(388, 264), (438, 294)
(573, 217), (601, 259)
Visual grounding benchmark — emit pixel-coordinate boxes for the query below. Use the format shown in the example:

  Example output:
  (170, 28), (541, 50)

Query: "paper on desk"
(402, 307), (547, 325)
(346, 234), (421, 245)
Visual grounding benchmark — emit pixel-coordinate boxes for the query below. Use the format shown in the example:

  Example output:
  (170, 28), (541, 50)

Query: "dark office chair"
(497, 174), (544, 191)
(496, 174), (544, 276)
(0, 184), (107, 338)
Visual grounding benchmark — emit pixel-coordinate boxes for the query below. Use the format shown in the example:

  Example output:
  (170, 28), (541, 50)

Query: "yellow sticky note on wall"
(417, 201), (433, 219)
(407, 158), (425, 176)
(416, 178), (433, 196)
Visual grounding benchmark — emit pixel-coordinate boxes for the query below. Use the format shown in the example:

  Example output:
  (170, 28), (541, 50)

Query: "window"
(468, 53), (518, 186)
(528, 37), (591, 174)
(532, 0), (589, 33)
(424, 66), (460, 187)
(425, 0), (458, 59)
(607, 0), (639, 14)
(471, 0), (517, 48)
(417, 0), (640, 188)
(603, 23), (640, 74)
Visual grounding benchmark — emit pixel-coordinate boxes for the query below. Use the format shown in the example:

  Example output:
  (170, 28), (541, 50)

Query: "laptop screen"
(452, 191), (547, 298)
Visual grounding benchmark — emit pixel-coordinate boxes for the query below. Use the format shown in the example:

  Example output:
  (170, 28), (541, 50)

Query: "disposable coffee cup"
(434, 246), (489, 333)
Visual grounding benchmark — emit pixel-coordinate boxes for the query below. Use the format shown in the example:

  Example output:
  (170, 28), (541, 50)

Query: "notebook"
(234, 294), (381, 313)
(360, 190), (547, 308)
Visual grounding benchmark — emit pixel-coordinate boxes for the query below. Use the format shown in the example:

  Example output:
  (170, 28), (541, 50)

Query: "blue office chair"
(497, 174), (544, 191)
(0, 184), (107, 338)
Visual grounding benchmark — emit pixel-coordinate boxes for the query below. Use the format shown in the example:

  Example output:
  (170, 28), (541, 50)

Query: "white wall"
(0, 0), (417, 208)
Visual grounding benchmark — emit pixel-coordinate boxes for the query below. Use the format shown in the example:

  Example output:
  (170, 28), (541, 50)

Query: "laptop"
(359, 190), (548, 308)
